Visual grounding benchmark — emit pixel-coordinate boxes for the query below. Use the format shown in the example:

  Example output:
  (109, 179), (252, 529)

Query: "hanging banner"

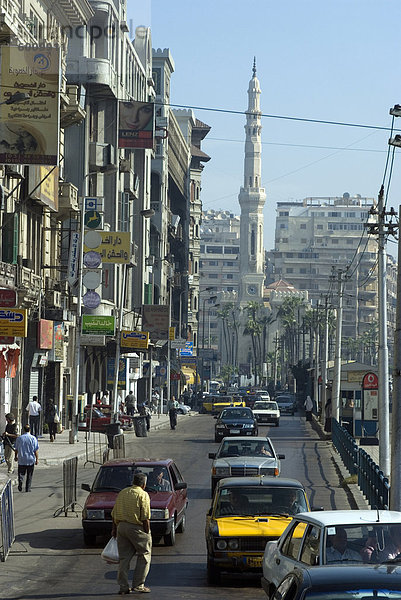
(0, 46), (60, 165)
(142, 305), (169, 341)
(118, 100), (154, 149)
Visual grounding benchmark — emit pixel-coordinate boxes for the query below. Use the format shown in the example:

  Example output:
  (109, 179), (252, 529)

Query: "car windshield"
(86, 407), (104, 418)
(305, 591), (401, 600)
(214, 486), (307, 517)
(217, 439), (274, 458)
(324, 523), (401, 565)
(93, 465), (172, 492)
(254, 402), (277, 410)
(220, 409), (252, 419)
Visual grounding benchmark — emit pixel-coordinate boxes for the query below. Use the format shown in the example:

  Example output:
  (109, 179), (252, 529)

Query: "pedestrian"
(101, 390), (110, 405)
(166, 396), (179, 430)
(2, 413), (18, 474)
(304, 395), (313, 422)
(125, 390), (136, 416)
(26, 395), (42, 438)
(137, 393), (146, 415)
(324, 398), (332, 432)
(151, 389), (159, 414)
(45, 398), (59, 442)
(111, 471), (152, 595)
(14, 424), (39, 492)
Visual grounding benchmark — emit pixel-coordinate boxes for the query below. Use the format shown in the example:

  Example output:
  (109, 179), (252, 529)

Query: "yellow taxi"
(202, 395), (246, 415)
(205, 476), (309, 584)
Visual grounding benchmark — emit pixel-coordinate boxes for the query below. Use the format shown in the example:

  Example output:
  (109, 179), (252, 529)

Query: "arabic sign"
(0, 289), (16, 307)
(83, 231), (131, 264)
(67, 232), (80, 287)
(81, 334), (106, 346)
(180, 342), (193, 357)
(0, 308), (27, 337)
(142, 305), (169, 341)
(121, 330), (149, 349)
(362, 372), (378, 390)
(0, 46), (60, 165)
(81, 315), (115, 336)
(118, 100), (155, 149)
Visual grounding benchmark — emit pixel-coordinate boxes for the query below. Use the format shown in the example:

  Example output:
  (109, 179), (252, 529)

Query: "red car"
(81, 458), (188, 546)
(78, 405), (133, 433)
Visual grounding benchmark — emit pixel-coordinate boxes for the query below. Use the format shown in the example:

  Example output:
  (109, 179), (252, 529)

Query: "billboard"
(118, 100), (154, 149)
(0, 46), (60, 165)
(142, 305), (169, 341)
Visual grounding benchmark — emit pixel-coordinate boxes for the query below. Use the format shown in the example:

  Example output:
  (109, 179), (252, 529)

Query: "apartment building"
(269, 193), (396, 345)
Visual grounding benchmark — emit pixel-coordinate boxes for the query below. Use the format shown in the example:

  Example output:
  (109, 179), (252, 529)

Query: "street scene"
(0, 0), (400, 598)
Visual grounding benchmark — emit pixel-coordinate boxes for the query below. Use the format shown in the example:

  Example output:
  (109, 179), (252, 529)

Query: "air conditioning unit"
(89, 142), (115, 170)
(145, 255), (155, 267)
(120, 158), (131, 173)
(46, 290), (61, 307)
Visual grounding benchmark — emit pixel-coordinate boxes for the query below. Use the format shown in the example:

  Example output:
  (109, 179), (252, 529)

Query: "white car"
(177, 402), (191, 415)
(253, 400), (280, 426)
(261, 510), (401, 598)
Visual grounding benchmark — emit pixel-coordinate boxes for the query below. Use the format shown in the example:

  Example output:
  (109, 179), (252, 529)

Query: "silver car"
(209, 436), (285, 496)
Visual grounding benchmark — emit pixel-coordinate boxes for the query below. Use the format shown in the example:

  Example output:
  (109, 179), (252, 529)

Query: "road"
(0, 412), (354, 599)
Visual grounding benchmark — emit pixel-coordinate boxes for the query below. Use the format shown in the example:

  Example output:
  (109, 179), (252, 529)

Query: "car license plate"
(230, 429), (240, 434)
(246, 556), (262, 567)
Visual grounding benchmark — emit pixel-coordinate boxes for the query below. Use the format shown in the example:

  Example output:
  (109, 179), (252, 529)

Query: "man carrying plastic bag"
(110, 471), (152, 594)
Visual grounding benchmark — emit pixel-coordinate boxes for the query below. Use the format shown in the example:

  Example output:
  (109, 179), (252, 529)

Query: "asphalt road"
(0, 411), (354, 600)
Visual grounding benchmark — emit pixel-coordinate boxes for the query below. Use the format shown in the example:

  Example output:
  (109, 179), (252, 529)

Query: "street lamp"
(0, 92), (30, 106)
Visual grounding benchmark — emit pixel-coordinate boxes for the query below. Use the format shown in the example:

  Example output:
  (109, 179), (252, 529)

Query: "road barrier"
(53, 457), (78, 517)
(84, 430), (108, 466)
(0, 480), (14, 561)
(332, 419), (389, 509)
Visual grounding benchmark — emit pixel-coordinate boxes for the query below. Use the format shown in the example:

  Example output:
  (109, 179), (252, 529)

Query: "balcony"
(60, 85), (86, 128)
(58, 181), (79, 218)
(0, 260), (16, 288)
(0, 1), (36, 45)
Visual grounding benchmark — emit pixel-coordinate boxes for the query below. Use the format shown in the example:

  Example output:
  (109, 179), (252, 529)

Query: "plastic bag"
(101, 536), (119, 564)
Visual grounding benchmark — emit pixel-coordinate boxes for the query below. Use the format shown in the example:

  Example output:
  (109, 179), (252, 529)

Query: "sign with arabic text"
(0, 46), (60, 165)
(0, 308), (27, 337)
(81, 315), (115, 336)
(142, 305), (169, 341)
(84, 231), (130, 263)
(121, 330), (149, 349)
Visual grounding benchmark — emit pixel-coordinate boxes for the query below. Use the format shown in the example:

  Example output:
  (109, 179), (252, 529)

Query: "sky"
(127, 0), (401, 253)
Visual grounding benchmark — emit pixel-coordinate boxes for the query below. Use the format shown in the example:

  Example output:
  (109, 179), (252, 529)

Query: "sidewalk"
(0, 411), (177, 481)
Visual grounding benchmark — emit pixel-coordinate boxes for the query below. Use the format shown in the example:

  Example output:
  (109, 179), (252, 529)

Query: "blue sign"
(180, 342), (193, 357)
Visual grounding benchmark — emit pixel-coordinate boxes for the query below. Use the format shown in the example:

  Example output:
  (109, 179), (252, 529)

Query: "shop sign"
(81, 315), (115, 336)
(0, 308), (27, 337)
(38, 319), (53, 349)
(121, 330), (149, 349)
(0, 289), (16, 307)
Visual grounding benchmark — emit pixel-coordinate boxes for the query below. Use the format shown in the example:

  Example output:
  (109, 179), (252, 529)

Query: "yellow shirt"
(111, 485), (151, 526)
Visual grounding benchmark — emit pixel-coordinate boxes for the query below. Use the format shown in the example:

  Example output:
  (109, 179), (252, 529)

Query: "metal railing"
(53, 457), (78, 517)
(332, 419), (358, 475)
(0, 480), (14, 561)
(332, 419), (390, 509)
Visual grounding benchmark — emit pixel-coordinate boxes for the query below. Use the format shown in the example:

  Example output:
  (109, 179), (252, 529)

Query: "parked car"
(214, 406), (258, 442)
(209, 436), (285, 495)
(264, 563), (401, 600)
(262, 509), (401, 598)
(177, 402), (191, 415)
(205, 476), (310, 584)
(81, 458), (188, 546)
(276, 394), (296, 415)
(78, 405), (133, 433)
(253, 400), (280, 426)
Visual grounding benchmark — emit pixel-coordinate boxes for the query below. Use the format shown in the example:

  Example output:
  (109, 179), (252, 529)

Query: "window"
(224, 247), (240, 254)
(300, 268), (307, 274)
(209, 261), (218, 266)
(301, 239), (307, 244)
(206, 246), (223, 254)
(224, 261), (234, 266)
(209, 274), (218, 279)
(316, 224), (323, 230)
(286, 268), (293, 273)
(280, 223), (287, 229)
(225, 274), (233, 279)
(279, 211), (289, 216)
(332, 239), (339, 244)
(346, 239), (353, 245)
(281, 521), (307, 560)
(300, 224), (306, 229)
(299, 525), (321, 566)
(282, 238), (288, 243)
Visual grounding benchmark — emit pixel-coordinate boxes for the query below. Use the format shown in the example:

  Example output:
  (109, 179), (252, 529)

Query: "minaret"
(238, 59), (266, 303)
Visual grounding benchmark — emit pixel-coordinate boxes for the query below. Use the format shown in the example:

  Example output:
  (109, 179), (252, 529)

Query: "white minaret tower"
(238, 59), (266, 304)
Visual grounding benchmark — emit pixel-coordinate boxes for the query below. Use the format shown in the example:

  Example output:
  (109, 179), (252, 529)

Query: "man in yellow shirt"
(111, 472), (152, 594)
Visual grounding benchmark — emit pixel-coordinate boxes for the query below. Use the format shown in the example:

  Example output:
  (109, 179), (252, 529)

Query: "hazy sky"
(127, 0), (401, 253)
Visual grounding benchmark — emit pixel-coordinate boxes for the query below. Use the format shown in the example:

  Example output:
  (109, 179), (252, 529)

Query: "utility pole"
(313, 302), (320, 414)
(332, 268), (345, 423)
(320, 295), (329, 425)
(390, 207), (401, 509)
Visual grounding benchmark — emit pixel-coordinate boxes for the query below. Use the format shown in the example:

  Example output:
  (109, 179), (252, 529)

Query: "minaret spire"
(238, 62), (266, 304)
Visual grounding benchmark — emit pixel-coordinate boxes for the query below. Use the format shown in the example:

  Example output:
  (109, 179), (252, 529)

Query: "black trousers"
(29, 415), (40, 438)
(18, 464), (34, 491)
(48, 422), (57, 439)
(169, 409), (177, 429)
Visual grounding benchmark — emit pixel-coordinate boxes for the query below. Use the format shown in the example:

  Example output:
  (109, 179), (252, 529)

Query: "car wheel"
(177, 409), (183, 415)
(176, 511), (186, 533)
(164, 522), (176, 546)
(83, 531), (96, 546)
(207, 557), (221, 585)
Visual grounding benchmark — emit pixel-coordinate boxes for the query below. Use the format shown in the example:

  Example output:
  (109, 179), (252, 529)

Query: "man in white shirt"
(326, 528), (361, 563)
(26, 396), (41, 438)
